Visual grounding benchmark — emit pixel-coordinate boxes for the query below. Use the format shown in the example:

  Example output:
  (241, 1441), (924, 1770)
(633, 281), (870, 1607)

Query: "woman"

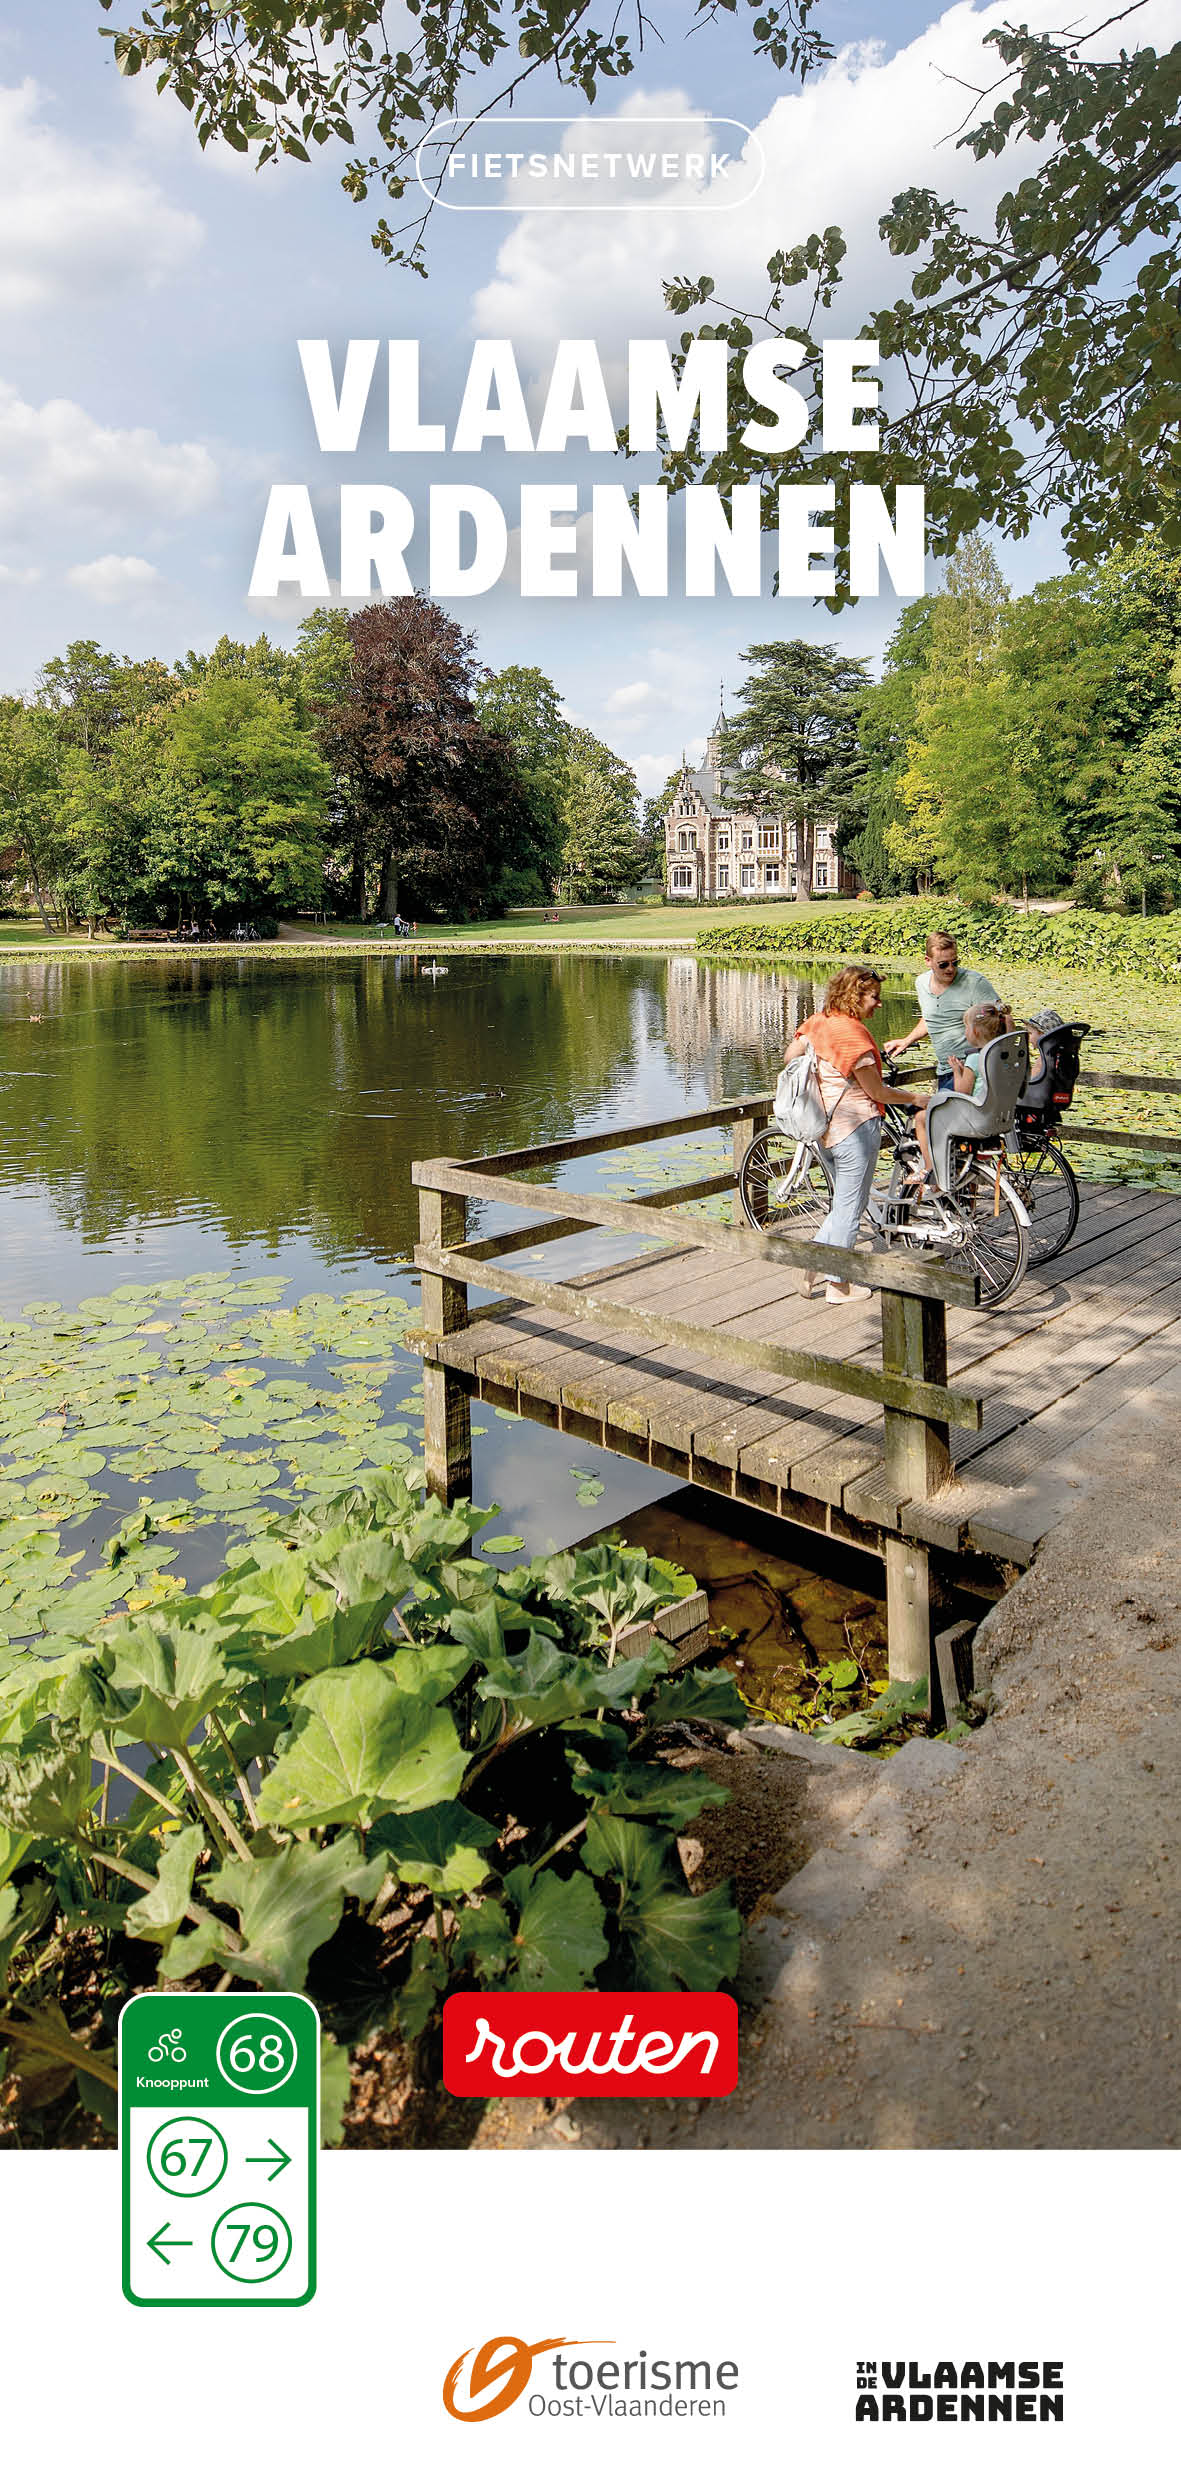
(785, 965), (920, 1303)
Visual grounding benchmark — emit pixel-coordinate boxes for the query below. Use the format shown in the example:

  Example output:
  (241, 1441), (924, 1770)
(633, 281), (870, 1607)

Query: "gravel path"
(481, 1373), (1181, 2152)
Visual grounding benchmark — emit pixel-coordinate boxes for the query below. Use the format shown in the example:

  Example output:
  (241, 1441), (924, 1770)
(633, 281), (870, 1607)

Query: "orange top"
(796, 1010), (884, 1143)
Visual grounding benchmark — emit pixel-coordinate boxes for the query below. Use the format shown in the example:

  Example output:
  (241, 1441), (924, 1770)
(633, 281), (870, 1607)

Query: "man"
(884, 931), (1005, 1092)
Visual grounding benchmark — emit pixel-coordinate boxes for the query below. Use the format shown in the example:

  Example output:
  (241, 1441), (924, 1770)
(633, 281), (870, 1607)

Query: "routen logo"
(443, 2335), (610, 2423)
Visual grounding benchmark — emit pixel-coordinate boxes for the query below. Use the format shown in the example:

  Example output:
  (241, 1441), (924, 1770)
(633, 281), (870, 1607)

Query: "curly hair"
(822, 964), (881, 1020)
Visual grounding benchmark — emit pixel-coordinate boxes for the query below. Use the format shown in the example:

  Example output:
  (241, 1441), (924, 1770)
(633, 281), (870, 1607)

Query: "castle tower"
(704, 682), (727, 790)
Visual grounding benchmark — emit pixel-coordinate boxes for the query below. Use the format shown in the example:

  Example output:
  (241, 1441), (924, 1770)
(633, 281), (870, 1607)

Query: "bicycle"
(738, 1059), (1031, 1308)
(1000, 1020), (1092, 1267)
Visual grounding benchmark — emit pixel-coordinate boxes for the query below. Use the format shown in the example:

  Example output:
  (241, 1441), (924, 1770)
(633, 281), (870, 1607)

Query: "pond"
(0, 949), (913, 1528)
(1, 944), (1163, 1677)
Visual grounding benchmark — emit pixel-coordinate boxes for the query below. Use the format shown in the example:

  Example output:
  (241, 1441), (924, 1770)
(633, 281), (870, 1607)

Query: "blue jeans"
(815, 1118), (881, 1253)
(936, 1068), (956, 1093)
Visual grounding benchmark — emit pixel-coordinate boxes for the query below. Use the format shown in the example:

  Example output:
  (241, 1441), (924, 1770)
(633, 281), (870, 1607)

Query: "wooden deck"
(414, 1176), (1181, 1573)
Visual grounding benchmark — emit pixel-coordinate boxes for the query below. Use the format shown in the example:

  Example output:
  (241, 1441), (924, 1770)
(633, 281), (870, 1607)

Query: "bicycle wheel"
(738, 1128), (833, 1231)
(1003, 1130), (1080, 1265)
(944, 1149), (1029, 1308)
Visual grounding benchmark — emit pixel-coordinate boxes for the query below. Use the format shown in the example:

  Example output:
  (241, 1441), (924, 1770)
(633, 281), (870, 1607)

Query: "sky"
(1, 0), (1178, 791)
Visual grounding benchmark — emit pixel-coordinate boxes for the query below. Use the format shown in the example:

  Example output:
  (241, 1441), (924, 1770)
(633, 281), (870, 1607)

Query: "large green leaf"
(95, 1618), (231, 1746)
(0, 1726), (91, 1839)
(638, 1667), (747, 1732)
(255, 1659), (466, 1830)
(205, 1835), (385, 1989)
(370, 1800), (495, 1896)
(451, 1896), (514, 1984)
(122, 1826), (205, 1946)
(476, 1633), (665, 1729)
(584, 1813), (739, 1990)
(621, 1880), (741, 1992)
(567, 1746), (730, 1830)
(504, 1864), (608, 1992)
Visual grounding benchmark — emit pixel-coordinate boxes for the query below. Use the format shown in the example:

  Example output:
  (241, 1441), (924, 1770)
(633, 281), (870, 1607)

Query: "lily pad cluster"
(0, 1275), (426, 1665)
(0, 1462), (744, 2139)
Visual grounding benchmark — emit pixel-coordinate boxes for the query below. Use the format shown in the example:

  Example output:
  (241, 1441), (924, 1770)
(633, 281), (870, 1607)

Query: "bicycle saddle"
(926, 1030), (1031, 1193)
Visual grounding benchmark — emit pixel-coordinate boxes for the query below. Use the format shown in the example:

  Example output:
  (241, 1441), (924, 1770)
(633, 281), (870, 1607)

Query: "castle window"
(717, 865), (729, 890)
(670, 865), (694, 892)
(740, 865), (756, 891)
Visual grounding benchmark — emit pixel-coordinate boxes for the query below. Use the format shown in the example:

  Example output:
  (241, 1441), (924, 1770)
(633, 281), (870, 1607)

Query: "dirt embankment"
(480, 1376), (1181, 2153)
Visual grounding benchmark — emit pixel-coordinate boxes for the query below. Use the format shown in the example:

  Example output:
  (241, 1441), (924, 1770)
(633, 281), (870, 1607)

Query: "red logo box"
(443, 1992), (738, 2097)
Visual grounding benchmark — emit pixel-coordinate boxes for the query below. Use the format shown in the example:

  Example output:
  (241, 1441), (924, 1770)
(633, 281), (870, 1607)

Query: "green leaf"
(206, 1834), (385, 1990)
(639, 1667), (747, 1732)
(255, 1660), (466, 1831)
(0, 1726), (90, 1839)
(122, 1826), (205, 1945)
(452, 1896), (514, 1984)
(370, 1800), (495, 1895)
(480, 1534), (525, 1554)
(504, 1866), (608, 1991)
(621, 1880), (741, 1991)
(96, 1617), (230, 1746)
(567, 1747), (729, 1829)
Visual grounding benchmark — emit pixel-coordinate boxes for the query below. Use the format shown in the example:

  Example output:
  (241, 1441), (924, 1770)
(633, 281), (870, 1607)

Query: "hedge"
(696, 899), (1181, 985)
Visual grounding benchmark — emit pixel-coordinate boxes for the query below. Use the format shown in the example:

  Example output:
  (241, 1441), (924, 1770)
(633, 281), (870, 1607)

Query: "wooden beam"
(412, 1157), (979, 1305)
(417, 1189), (472, 1504)
(885, 1536), (934, 1688)
(1063, 1125), (1181, 1161)
(461, 1095), (772, 1174)
(1076, 1070), (1181, 1097)
(880, 1290), (954, 1499)
(413, 1244), (985, 1428)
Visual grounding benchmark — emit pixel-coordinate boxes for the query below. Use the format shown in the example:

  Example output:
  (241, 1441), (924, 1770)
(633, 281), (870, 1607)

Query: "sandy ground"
(478, 1375), (1181, 2152)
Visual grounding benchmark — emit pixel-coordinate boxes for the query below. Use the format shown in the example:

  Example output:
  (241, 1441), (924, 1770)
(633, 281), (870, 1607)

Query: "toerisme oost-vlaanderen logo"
(855, 2361), (1064, 2423)
(443, 2336), (739, 2423)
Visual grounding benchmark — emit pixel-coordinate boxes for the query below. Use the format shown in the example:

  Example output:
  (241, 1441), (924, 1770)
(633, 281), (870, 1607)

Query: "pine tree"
(721, 639), (869, 900)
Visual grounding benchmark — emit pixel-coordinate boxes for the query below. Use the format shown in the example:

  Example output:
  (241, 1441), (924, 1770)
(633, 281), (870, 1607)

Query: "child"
(948, 1001), (1010, 1097)
(910, 1001), (1010, 1188)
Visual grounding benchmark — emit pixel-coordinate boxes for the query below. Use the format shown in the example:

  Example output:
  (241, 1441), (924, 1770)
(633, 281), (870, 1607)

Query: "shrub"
(0, 1465), (744, 2136)
(696, 898), (1181, 985)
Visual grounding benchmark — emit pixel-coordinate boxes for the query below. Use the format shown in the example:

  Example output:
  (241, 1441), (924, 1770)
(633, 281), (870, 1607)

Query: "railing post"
(731, 1097), (772, 1218)
(880, 1287), (953, 1686)
(418, 1183), (472, 1505)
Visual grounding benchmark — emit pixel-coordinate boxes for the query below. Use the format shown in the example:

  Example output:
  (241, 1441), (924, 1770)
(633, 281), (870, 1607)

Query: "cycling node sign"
(120, 1992), (319, 2306)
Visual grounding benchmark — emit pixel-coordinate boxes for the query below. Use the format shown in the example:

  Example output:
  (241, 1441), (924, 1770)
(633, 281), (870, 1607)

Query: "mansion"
(663, 704), (861, 902)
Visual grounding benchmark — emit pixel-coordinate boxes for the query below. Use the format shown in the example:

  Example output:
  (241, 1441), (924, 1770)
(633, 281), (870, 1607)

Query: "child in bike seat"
(948, 1002), (1010, 1098)
(909, 1001), (1009, 1190)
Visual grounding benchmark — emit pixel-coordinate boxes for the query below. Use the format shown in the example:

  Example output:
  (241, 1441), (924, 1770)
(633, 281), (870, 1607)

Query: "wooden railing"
(412, 1096), (984, 1681)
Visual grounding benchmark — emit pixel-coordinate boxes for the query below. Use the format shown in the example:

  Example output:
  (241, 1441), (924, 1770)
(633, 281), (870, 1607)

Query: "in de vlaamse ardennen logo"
(855, 2361), (1064, 2422)
(443, 2336), (740, 2422)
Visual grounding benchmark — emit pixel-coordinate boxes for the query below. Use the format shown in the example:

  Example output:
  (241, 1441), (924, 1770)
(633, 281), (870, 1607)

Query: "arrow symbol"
(147, 2222), (192, 2265)
(245, 2136), (291, 2182)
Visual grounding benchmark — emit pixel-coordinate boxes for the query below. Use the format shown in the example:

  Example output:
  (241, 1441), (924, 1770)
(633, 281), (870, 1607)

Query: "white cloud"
(0, 562), (41, 586)
(605, 678), (653, 713)
(0, 79), (203, 310)
(472, 2), (1181, 372)
(66, 554), (165, 604)
(0, 381), (219, 529)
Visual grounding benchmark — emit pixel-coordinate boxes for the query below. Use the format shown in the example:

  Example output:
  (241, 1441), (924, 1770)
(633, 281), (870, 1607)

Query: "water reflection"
(0, 950), (914, 1311)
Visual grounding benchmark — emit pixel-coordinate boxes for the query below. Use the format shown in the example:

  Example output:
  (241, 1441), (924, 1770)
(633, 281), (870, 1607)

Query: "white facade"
(663, 707), (860, 902)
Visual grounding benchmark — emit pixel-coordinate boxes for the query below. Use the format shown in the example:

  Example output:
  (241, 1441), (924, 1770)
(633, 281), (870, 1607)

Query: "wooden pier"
(409, 1091), (1181, 1688)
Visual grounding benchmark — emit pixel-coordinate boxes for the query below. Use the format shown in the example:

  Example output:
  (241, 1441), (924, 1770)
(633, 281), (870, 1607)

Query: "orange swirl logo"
(443, 2335), (608, 2422)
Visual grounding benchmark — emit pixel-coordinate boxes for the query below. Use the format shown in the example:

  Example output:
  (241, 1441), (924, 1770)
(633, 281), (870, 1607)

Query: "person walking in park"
(785, 965), (920, 1304)
(884, 930), (1005, 1092)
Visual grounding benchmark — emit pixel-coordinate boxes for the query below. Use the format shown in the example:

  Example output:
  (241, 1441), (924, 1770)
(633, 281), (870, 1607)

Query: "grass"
(0, 898), (858, 952)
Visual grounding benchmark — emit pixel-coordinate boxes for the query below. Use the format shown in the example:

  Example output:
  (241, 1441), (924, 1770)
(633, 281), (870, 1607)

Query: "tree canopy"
(664, 10), (1181, 591)
(98, 0), (831, 273)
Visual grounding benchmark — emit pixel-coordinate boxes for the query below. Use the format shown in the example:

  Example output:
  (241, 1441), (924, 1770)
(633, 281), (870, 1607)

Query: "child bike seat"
(1018, 1021), (1089, 1126)
(926, 1031), (1030, 1193)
